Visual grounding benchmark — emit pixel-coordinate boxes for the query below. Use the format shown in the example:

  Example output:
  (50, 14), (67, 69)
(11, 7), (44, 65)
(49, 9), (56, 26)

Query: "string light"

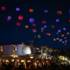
(16, 7), (20, 12)
(18, 15), (24, 21)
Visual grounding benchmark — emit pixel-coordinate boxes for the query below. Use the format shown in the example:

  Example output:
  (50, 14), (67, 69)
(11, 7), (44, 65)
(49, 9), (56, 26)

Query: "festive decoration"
(0, 0), (70, 47)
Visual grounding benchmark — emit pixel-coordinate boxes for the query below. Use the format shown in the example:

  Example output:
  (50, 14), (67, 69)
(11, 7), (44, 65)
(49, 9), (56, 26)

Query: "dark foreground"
(0, 61), (70, 70)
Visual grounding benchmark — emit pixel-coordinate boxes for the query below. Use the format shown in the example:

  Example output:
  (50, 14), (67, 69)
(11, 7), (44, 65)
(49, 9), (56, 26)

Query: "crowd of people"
(0, 58), (70, 70)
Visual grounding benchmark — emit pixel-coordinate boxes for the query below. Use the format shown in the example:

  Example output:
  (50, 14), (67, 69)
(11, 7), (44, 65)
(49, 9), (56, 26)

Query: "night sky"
(0, 0), (70, 48)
